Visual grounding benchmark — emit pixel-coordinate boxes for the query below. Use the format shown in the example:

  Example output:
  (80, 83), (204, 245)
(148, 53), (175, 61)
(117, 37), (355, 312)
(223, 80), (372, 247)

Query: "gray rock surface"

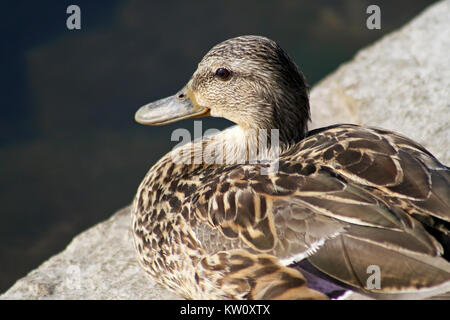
(0, 207), (179, 300)
(310, 0), (450, 165)
(1, 0), (448, 300)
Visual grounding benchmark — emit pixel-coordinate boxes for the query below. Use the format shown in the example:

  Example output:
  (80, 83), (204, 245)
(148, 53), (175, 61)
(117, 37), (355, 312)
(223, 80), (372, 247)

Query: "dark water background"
(0, 0), (437, 292)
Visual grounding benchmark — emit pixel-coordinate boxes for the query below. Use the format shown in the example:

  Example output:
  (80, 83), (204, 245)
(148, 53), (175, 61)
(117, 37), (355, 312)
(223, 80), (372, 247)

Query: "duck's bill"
(135, 92), (210, 126)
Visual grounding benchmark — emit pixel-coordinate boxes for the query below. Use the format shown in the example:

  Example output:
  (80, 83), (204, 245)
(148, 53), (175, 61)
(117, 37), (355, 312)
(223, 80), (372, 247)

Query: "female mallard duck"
(132, 35), (450, 300)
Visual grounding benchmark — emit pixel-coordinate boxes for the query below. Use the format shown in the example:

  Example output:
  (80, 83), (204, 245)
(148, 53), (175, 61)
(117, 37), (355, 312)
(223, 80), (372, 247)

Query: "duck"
(132, 35), (450, 300)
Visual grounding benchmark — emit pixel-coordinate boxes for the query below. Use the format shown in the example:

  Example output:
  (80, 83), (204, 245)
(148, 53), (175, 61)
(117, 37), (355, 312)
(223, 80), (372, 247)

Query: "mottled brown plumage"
(132, 36), (450, 299)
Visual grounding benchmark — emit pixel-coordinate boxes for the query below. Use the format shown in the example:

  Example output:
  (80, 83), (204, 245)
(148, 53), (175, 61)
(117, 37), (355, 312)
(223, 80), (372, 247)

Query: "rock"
(2, 0), (448, 300)
(0, 204), (367, 300)
(0, 207), (180, 300)
(310, 0), (450, 165)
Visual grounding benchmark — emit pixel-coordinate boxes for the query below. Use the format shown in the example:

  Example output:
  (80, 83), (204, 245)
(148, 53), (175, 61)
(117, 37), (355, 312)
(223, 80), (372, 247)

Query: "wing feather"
(190, 124), (450, 296)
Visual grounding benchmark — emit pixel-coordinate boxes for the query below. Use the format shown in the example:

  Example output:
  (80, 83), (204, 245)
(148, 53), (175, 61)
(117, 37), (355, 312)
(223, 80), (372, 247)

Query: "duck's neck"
(169, 125), (295, 167)
(270, 99), (310, 145)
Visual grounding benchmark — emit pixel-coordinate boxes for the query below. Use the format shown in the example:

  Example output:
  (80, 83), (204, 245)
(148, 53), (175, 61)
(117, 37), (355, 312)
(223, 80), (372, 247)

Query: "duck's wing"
(299, 125), (450, 298)
(191, 125), (450, 298)
(303, 124), (450, 225)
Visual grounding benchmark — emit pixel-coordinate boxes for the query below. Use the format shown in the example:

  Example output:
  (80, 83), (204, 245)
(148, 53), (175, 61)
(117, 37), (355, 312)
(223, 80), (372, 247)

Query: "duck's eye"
(215, 68), (231, 80)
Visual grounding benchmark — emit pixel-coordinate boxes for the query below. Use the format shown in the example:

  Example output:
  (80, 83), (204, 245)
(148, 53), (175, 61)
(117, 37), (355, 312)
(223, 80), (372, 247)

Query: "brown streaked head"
(136, 35), (310, 143)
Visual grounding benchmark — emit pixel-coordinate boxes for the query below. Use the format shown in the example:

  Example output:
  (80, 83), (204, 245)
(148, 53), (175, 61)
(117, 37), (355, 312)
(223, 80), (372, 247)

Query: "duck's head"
(136, 35), (310, 143)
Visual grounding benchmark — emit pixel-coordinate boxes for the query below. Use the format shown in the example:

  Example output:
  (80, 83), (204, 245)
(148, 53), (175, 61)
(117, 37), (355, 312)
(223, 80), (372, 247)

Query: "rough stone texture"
(0, 205), (367, 300)
(0, 207), (179, 300)
(2, 1), (448, 300)
(310, 0), (450, 165)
